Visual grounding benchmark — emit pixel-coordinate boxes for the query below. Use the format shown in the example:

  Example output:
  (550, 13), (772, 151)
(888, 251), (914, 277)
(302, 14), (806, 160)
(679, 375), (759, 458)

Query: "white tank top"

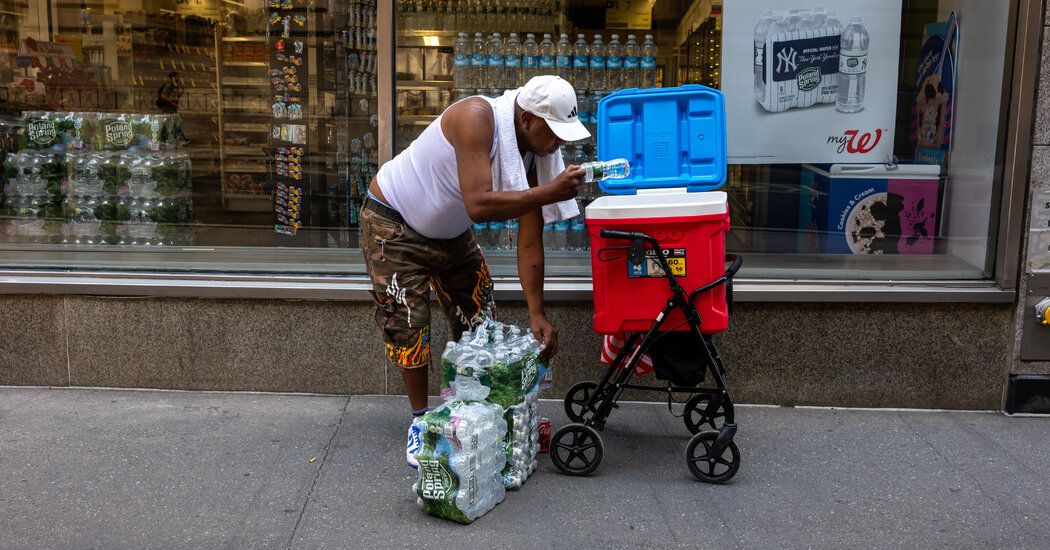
(376, 98), (498, 239)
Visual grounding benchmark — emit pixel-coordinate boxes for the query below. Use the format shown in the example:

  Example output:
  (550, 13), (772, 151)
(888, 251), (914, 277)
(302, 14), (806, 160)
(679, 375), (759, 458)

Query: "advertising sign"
(722, 1), (902, 164)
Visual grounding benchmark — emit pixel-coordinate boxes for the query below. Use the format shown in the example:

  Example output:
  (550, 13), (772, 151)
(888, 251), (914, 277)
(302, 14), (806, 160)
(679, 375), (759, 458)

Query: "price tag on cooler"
(627, 248), (686, 278)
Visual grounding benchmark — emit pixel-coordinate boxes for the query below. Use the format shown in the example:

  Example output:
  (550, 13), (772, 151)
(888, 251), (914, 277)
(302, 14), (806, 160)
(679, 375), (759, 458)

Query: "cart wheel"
(683, 393), (728, 434)
(550, 423), (603, 476)
(685, 430), (740, 484)
(564, 381), (600, 423)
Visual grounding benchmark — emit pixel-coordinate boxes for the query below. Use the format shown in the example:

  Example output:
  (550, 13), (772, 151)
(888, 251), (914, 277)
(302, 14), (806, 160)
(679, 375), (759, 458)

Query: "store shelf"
(396, 79), (452, 90)
(223, 61), (268, 67)
(224, 165), (269, 173)
(224, 194), (273, 212)
(398, 115), (439, 126)
(222, 77), (269, 86)
(222, 146), (269, 155)
(224, 122), (271, 132)
(222, 36), (267, 43)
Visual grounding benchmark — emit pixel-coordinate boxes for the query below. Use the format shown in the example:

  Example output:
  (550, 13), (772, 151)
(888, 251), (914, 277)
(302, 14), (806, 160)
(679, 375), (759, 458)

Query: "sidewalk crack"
(898, 412), (999, 507)
(285, 396), (351, 550)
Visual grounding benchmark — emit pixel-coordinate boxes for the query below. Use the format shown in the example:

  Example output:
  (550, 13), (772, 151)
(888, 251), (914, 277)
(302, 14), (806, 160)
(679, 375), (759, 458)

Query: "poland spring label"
(759, 29), (840, 113)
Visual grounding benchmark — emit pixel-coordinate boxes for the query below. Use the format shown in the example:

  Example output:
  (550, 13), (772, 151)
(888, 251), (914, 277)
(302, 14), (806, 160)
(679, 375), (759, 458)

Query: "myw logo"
(828, 129), (883, 155)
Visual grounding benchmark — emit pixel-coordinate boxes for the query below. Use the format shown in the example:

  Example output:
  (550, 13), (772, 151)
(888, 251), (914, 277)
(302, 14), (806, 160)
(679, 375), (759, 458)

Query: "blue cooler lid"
(595, 85), (727, 195)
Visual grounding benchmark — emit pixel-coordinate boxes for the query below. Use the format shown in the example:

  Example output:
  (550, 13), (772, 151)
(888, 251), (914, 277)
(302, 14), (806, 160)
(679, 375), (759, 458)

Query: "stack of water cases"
(2, 111), (191, 246)
(753, 8), (869, 113)
(406, 318), (551, 523)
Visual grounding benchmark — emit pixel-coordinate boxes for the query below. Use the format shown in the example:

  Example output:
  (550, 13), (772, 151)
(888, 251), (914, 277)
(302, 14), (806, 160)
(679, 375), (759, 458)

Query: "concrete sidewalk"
(0, 387), (1048, 550)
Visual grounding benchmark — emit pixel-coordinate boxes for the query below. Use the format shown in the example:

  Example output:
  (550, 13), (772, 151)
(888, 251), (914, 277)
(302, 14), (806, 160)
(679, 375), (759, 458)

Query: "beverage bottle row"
(454, 32), (658, 92)
(399, 0), (557, 35)
(471, 214), (588, 252)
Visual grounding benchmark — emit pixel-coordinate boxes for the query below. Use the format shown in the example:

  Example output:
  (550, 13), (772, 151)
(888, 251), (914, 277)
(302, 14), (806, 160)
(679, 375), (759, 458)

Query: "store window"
(0, 0), (1021, 284)
(394, 0), (1015, 281)
(0, 0), (377, 272)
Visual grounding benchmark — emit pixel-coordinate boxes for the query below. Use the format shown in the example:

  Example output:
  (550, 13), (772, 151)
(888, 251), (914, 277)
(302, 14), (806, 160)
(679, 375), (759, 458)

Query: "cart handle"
(599, 229), (659, 248)
(689, 254), (743, 303)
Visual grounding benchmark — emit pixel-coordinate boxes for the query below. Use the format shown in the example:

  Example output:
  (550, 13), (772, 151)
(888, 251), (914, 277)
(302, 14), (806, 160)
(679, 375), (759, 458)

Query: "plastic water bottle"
(826, 11), (844, 34)
(569, 216), (587, 251)
(810, 7), (828, 28)
(542, 223), (555, 251)
(605, 34), (623, 91)
(503, 33), (522, 88)
(797, 16), (815, 33)
(572, 34), (589, 90)
(556, 34), (573, 82)
(641, 34), (657, 88)
(503, 218), (519, 250)
(472, 222), (489, 249)
(622, 34), (639, 89)
(580, 158), (630, 182)
(539, 33), (556, 77)
(588, 34), (605, 91)
(453, 32), (471, 90)
(837, 17), (869, 114)
(522, 33), (540, 83)
(753, 11), (776, 103)
(488, 221), (505, 250)
(552, 219), (569, 251)
(487, 33), (504, 91)
(785, 9), (803, 32)
(470, 33), (487, 90)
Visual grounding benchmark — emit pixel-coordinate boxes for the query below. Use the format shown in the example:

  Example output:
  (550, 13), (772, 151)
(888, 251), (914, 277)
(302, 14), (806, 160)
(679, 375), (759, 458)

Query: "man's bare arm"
(445, 99), (582, 222)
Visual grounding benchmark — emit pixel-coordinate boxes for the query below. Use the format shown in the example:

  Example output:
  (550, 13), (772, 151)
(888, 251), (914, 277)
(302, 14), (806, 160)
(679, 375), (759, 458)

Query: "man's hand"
(542, 165), (585, 203)
(530, 314), (559, 362)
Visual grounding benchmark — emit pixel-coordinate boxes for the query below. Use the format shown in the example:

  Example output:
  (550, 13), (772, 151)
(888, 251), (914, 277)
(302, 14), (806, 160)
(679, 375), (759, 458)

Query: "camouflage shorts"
(360, 201), (495, 370)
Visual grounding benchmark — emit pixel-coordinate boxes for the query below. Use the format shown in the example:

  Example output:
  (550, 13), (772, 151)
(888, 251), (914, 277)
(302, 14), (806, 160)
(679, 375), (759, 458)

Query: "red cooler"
(585, 85), (730, 335)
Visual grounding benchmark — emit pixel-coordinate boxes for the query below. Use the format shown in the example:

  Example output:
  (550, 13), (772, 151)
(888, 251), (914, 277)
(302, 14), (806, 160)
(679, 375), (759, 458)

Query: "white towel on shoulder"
(487, 90), (579, 223)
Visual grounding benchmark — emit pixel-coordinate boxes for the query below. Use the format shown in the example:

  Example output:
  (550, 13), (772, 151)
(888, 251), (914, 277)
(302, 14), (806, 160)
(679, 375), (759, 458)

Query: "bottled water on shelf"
(588, 34), (605, 91)
(572, 34), (589, 91)
(470, 32), (486, 90)
(503, 218), (519, 250)
(453, 32), (471, 90)
(622, 34), (639, 89)
(542, 223), (555, 251)
(539, 33), (555, 77)
(569, 215), (587, 251)
(522, 33), (540, 83)
(504, 33), (522, 88)
(556, 34), (573, 82)
(486, 33), (504, 91)
(552, 219), (569, 251)
(488, 221), (505, 249)
(605, 34), (623, 91)
(837, 17), (869, 113)
(472, 222), (489, 249)
(580, 158), (630, 183)
(641, 34), (657, 88)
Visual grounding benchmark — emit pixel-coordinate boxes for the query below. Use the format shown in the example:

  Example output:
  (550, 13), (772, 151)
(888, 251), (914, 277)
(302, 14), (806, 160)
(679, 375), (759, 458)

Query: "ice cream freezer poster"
(722, 1), (902, 164)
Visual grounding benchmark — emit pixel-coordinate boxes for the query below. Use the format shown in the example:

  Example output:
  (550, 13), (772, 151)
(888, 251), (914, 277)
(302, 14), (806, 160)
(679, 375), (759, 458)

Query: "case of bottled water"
(409, 398), (508, 524)
(753, 7), (859, 113)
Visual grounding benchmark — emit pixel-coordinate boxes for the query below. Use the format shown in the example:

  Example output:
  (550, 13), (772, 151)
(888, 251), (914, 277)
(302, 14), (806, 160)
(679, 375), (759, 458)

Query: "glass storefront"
(0, 1), (1025, 286)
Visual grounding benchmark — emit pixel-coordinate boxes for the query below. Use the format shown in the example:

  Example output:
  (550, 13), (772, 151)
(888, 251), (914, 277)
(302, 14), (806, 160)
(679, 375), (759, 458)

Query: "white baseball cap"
(516, 75), (591, 142)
